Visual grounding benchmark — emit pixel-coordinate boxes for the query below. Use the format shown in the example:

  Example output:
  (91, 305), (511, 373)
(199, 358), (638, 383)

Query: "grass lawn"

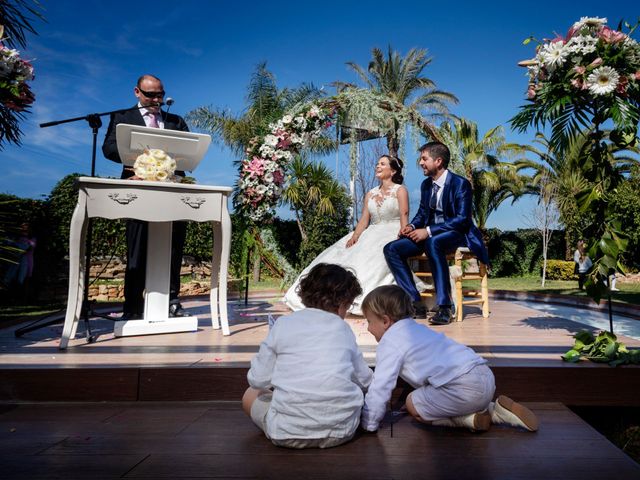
(482, 277), (640, 306)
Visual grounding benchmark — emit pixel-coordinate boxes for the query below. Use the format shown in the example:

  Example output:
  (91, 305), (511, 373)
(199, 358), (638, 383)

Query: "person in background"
(573, 239), (592, 290)
(102, 74), (190, 320)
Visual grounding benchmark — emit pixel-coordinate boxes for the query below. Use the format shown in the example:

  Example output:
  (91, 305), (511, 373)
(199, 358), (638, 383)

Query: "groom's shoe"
(429, 306), (454, 325)
(412, 301), (427, 319)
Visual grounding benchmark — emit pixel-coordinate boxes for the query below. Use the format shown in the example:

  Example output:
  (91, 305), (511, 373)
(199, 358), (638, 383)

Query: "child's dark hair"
(298, 263), (362, 312)
(362, 285), (414, 321)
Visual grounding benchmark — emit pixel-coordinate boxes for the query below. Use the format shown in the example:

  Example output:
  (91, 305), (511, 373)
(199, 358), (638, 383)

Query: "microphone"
(163, 97), (174, 120)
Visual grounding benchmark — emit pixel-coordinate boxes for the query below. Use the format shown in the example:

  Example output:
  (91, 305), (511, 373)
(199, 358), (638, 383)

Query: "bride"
(284, 155), (410, 315)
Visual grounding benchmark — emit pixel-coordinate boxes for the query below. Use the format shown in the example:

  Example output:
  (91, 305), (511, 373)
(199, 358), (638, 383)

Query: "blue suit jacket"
(410, 171), (489, 265)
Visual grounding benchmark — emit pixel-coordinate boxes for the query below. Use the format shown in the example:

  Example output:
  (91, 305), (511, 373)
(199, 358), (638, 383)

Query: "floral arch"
(235, 88), (442, 222)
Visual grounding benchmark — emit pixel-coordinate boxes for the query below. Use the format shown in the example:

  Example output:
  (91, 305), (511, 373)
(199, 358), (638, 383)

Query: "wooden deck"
(1, 294), (640, 477)
(0, 401), (638, 479)
(1, 294), (639, 404)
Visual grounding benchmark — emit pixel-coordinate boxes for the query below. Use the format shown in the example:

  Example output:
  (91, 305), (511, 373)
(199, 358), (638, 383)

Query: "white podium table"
(60, 177), (233, 349)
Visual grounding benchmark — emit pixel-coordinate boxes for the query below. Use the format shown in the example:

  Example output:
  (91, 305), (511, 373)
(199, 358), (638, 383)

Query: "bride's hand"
(346, 233), (360, 248)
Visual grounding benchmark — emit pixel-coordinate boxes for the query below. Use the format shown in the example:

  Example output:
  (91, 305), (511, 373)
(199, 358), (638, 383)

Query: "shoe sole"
(472, 410), (491, 432)
(496, 395), (539, 432)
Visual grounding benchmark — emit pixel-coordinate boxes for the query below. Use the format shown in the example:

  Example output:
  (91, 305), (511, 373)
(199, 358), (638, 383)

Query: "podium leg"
(219, 208), (231, 336)
(114, 221), (197, 337)
(60, 196), (87, 349)
(210, 216), (230, 335)
(144, 221), (172, 319)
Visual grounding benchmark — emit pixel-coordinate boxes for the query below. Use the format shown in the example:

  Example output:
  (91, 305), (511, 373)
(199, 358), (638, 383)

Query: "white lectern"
(59, 126), (231, 349)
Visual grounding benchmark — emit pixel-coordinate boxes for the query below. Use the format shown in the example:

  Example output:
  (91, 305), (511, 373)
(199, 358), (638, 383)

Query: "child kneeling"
(361, 285), (538, 433)
(242, 263), (373, 448)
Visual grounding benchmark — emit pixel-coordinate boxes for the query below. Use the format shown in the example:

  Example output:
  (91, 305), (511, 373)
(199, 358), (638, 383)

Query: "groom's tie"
(429, 183), (439, 210)
(428, 183), (440, 225)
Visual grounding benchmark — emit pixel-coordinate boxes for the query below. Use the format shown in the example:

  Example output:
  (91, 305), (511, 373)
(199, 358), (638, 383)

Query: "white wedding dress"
(284, 184), (414, 315)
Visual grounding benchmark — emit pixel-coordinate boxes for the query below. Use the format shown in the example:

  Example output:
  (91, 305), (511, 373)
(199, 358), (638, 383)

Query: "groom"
(384, 142), (489, 325)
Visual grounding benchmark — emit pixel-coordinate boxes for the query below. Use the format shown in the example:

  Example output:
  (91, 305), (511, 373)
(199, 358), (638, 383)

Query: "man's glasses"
(138, 88), (165, 98)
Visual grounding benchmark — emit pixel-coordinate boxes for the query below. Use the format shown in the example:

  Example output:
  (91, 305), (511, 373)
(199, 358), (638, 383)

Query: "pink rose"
(616, 76), (629, 95)
(566, 25), (578, 40)
(272, 169), (284, 185)
(588, 58), (603, 68)
(571, 78), (583, 89)
(598, 26), (626, 44)
(277, 138), (292, 149)
(574, 65), (586, 75)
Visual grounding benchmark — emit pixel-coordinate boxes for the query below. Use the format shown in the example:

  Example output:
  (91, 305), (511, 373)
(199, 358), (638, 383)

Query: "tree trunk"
(295, 212), (307, 241)
(252, 249), (261, 283)
(386, 133), (399, 159)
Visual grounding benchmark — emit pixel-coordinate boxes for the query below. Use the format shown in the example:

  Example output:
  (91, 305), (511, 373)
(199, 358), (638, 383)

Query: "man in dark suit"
(102, 74), (190, 320)
(384, 142), (489, 325)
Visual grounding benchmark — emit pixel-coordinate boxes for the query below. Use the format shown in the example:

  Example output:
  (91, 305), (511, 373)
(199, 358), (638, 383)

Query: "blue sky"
(2, 0), (638, 230)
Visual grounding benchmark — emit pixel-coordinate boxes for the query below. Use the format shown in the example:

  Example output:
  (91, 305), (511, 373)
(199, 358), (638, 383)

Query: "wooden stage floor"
(1, 292), (639, 369)
(0, 401), (638, 479)
(1, 294), (639, 477)
(1, 293), (639, 406)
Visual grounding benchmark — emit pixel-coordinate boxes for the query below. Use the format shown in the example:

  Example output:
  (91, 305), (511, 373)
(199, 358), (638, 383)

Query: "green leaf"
(599, 237), (619, 257)
(575, 330), (595, 344)
(561, 349), (582, 362)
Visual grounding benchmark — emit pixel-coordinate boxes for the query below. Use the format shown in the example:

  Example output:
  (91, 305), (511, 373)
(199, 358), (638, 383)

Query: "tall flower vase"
(511, 17), (640, 333)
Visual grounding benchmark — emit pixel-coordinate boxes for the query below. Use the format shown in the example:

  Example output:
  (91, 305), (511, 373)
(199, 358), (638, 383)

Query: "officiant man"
(384, 142), (489, 325)
(102, 74), (190, 320)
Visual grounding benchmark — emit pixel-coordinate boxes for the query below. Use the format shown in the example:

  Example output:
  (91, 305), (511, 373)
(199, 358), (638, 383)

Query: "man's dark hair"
(419, 141), (450, 169)
(297, 263), (362, 313)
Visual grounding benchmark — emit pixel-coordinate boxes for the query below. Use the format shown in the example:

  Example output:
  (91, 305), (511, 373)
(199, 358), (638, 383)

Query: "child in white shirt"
(242, 263), (373, 448)
(361, 285), (538, 433)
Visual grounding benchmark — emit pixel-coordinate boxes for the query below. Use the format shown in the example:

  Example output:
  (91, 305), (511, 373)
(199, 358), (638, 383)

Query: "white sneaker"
(490, 395), (538, 432)
(432, 410), (491, 432)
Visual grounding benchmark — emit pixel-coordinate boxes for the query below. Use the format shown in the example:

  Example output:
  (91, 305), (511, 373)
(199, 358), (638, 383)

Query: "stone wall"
(87, 257), (214, 302)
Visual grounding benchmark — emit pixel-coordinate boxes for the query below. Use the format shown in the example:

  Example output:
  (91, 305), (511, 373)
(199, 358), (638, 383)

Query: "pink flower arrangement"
(0, 41), (35, 112)
(523, 17), (640, 100)
(235, 103), (335, 221)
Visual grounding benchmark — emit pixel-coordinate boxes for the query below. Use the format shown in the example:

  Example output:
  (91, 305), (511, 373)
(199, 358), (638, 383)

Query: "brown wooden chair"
(409, 247), (489, 322)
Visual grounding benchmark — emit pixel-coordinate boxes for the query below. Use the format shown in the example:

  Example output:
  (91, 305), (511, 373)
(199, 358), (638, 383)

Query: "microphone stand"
(15, 103), (163, 342)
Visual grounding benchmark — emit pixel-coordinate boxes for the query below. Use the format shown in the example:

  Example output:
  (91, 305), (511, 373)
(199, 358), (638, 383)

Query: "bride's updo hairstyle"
(382, 155), (404, 185)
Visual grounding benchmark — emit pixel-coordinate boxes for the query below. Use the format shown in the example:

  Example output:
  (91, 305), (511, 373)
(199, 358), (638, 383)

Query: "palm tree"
(439, 118), (528, 232)
(515, 131), (639, 257)
(187, 62), (333, 159)
(339, 46), (458, 157)
(281, 156), (349, 241)
(187, 63), (336, 282)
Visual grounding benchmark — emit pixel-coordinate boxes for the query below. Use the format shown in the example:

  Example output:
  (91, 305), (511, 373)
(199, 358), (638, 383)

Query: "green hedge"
(544, 260), (577, 280)
(486, 228), (567, 277)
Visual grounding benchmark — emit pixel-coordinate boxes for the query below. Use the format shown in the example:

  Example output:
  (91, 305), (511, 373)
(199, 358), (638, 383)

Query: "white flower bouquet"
(513, 17), (640, 147)
(133, 148), (177, 182)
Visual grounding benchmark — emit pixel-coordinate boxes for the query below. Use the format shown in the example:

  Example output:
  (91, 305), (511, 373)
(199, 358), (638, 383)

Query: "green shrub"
(545, 260), (576, 280)
(486, 228), (566, 276)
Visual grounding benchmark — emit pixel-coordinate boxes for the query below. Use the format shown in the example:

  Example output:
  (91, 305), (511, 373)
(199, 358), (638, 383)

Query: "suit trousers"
(384, 230), (466, 307)
(123, 219), (188, 315)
